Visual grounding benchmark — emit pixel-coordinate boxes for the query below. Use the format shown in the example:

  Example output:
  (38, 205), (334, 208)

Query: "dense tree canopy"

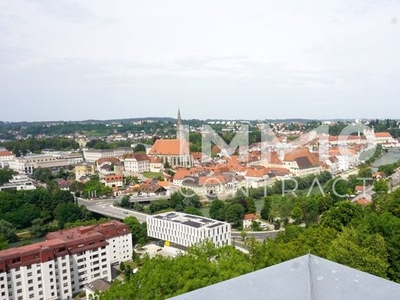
(0, 137), (79, 156)
(101, 241), (253, 300)
(0, 187), (79, 233)
(0, 168), (15, 185)
(123, 216), (148, 246)
(209, 199), (226, 221)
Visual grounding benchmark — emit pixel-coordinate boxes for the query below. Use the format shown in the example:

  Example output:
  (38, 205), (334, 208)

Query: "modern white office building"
(0, 175), (36, 192)
(0, 221), (132, 300)
(147, 212), (231, 249)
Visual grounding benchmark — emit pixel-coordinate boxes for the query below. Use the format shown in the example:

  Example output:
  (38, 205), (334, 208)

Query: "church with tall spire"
(148, 109), (192, 167)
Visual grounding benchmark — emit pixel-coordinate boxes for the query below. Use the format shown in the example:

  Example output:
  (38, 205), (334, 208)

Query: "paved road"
(78, 197), (282, 242)
(351, 169), (400, 202)
(390, 170), (400, 191)
(130, 195), (169, 203)
(339, 168), (359, 179)
(77, 197), (148, 223)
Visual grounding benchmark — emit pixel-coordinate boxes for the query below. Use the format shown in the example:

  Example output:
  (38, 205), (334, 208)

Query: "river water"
(372, 148), (400, 170)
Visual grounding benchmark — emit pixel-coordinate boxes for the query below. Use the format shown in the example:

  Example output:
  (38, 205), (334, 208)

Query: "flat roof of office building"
(150, 212), (228, 229)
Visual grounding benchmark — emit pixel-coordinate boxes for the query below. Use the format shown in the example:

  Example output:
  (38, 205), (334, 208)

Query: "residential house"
(244, 167), (271, 188)
(0, 149), (15, 168)
(243, 213), (258, 229)
(139, 182), (167, 196)
(101, 175), (124, 188)
(149, 157), (163, 173)
(54, 178), (70, 191)
(75, 162), (95, 181)
(96, 157), (124, 177)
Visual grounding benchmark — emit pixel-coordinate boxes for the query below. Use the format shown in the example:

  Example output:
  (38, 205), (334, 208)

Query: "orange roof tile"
(0, 150), (14, 157)
(96, 157), (120, 165)
(243, 213), (258, 220)
(173, 168), (192, 180)
(125, 153), (150, 161)
(149, 139), (190, 155)
(150, 157), (163, 164)
(157, 181), (171, 188)
(198, 175), (226, 186)
(245, 167), (268, 178)
(284, 148), (319, 166)
(103, 175), (124, 182)
(375, 132), (392, 138)
(356, 198), (372, 206)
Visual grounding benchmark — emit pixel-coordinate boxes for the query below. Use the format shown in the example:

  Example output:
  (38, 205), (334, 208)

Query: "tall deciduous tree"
(123, 216), (148, 246)
(0, 219), (18, 243)
(209, 199), (226, 221)
(319, 201), (363, 231)
(225, 204), (244, 227)
(328, 227), (389, 278)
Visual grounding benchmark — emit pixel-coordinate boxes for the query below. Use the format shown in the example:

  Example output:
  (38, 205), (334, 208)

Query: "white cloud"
(0, 0), (399, 121)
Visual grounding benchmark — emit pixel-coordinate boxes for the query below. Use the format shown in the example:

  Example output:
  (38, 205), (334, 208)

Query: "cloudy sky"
(0, 0), (399, 122)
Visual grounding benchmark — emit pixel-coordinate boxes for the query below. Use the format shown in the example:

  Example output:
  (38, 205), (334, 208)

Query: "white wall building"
(147, 212), (231, 249)
(0, 175), (36, 192)
(83, 148), (134, 163)
(0, 149), (15, 168)
(8, 152), (83, 174)
(0, 221), (132, 300)
(124, 153), (150, 173)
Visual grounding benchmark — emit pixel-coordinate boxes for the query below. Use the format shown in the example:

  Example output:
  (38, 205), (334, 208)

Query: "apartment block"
(0, 221), (132, 300)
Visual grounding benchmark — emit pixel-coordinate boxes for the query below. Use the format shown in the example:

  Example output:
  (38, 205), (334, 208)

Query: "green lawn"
(142, 171), (163, 179)
(199, 206), (211, 218)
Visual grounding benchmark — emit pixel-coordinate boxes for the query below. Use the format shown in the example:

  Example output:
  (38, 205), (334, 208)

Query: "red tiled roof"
(96, 157), (120, 165)
(243, 213), (258, 220)
(103, 175), (124, 182)
(284, 148), (319, 166)
(355, 185), (365, 192)
(198, 175), (226, 186)
(173, 168), (192, 180)
(269, 151), (283, 164)
(157, 181), (171, 188)
(150, 157), (163, 164)
(125, 153), (150, 161)
(266, 167), (290, 176)
(356, 198), (372, 206)
(245, 167), (268, 178)
(149, 139), (190, 155)
(0, 150), (14, 157)
(375, 132), (392, 138)
(216, 165), (231, 173)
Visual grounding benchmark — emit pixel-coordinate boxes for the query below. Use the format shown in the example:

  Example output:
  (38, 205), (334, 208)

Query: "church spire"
(177, 109), (183, 140)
